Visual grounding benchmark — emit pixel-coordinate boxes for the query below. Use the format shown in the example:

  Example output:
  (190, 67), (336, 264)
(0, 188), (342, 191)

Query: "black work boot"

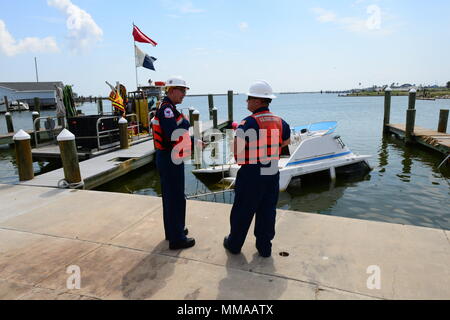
(169, 237), (195, 250)
(223, 236), (240, 255)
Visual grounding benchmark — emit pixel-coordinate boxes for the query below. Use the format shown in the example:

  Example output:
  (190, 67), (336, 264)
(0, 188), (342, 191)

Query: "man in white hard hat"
(152, 76), (195, 250)
(224, 80), (291, 258)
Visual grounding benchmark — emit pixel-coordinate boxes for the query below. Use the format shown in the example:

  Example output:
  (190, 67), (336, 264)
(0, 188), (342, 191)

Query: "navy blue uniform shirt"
(156, 97), (190, 149)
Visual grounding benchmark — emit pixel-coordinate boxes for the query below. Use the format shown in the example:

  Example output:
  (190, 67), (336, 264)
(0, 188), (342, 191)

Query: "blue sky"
(1, 0), (449, 96)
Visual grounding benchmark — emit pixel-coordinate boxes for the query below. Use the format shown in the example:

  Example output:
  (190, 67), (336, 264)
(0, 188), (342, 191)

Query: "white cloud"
(0, 19), (59, 56)
(162, 0), (205, 14)
(48, 0), (103, 53)
(312, 8), (337, 23)
(238, 22), (249, 31)
(312, 5), (390, 35)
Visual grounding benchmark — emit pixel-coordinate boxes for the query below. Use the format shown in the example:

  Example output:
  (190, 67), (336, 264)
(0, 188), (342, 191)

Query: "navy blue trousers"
(156, 150), (187, 243)
(227, 165), (280, 255)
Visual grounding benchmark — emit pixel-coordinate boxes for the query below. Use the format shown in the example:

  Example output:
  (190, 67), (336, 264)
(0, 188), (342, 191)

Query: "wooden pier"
(386, 124), (450, 154)
(383, 88), (449, 156)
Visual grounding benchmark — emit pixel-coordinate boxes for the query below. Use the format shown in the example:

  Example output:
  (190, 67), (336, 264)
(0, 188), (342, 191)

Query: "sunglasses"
(247, 96), (259, 101)
(175, 87), (187, 93)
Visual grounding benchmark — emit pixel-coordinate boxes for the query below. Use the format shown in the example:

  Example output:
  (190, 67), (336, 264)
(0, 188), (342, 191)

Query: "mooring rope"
(57, 179), (84, 189)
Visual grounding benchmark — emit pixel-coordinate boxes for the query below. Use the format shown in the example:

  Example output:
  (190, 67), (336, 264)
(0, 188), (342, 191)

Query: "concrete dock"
(0, 183), (449, 300)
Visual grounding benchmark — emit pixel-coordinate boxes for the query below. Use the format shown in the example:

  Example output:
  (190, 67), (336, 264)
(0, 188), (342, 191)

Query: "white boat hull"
(192, 121), (372, 191)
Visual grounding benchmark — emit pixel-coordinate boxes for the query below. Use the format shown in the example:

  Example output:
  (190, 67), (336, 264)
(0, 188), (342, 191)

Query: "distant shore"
(342, 89), (450, 99)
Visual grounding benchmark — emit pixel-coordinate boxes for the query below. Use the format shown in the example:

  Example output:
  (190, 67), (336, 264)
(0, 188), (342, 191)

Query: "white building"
(0, 82), (64, 108)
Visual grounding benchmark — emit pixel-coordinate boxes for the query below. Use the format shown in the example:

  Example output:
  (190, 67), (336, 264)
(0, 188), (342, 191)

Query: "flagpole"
(133, 23), (138, 90)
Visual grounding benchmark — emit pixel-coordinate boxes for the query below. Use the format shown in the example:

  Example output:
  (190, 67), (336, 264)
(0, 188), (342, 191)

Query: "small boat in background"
(7, 100), (30, 111)
(193, 121), (372, 191)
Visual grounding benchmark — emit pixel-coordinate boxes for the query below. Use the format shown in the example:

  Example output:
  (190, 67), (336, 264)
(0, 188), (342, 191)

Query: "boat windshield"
(293, 121), (337, 135)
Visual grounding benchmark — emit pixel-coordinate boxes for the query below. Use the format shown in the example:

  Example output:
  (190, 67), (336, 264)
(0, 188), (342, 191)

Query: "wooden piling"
(192, 110), (201, 165)
(4, 96), (10, 112)
(98, 97), (103, 115)
(408, 89), (416, 110)
(13, 130), (34, 181)
(57, 129), (82, 184)
(383, 87), (392, 133)
(32, 112), (40, 131)
(208, 94), (214, 120)
(228, 90), (234, 122)
(438, 109), (449, 133)
(5, 112), (14, 133)
(33, 97), (41, 113)
(189, 108), (194, 126)
(212, 107), (218, 129)
(405, 109), (416, 144)
(119, 117), (129, 149)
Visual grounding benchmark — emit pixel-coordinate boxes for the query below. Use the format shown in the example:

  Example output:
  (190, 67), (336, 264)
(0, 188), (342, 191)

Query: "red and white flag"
(132, 24), (158, 46)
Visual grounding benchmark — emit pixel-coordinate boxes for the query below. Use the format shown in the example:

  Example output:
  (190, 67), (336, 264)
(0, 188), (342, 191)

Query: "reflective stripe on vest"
(109, 90), (125, 112)
(152, 116), (167, 150)
(236, 111), (283, 165)
(152, 103), (192, 157)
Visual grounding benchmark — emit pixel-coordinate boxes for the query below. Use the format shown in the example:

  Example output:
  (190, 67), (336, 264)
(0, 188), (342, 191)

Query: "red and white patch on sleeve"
(164, 108), (174, 118)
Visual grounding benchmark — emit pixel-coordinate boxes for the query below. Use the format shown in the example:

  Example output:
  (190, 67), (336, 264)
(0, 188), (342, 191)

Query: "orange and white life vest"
(152, 102), (191, 160)
(236, 111), (283, 165)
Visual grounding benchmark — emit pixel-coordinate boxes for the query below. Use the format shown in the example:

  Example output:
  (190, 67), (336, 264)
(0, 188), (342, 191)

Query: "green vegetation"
(345, 88), (450, 98)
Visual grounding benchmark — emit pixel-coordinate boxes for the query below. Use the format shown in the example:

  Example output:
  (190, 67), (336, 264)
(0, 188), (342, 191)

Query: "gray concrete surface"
(0, 184), (448, 300)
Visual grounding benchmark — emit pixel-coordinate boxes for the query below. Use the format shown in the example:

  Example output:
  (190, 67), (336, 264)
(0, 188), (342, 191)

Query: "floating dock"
(0, 128), (61, 147)
(0, 183), (449, 300)
(31, 135), (153, 161)
(20, 139), (156, 190)
(18, 120), (225, 190)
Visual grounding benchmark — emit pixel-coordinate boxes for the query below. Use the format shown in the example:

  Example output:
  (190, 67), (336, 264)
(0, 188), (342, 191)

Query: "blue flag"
(135, 45), (157, 71)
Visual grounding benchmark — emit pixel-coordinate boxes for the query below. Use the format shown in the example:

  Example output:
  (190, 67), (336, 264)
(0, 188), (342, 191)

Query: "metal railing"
(94, 113), (147, 150)
(94, 115), (120, 150)
(33, 116), (66, 148)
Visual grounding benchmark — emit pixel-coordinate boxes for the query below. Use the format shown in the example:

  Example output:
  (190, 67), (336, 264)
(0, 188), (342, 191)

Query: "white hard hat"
(165, 76), (189, 89)
(247, 80), (276, 99)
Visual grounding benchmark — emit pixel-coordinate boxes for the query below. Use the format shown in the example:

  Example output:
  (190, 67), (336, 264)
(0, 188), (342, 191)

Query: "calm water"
(1, 94), (449, 229)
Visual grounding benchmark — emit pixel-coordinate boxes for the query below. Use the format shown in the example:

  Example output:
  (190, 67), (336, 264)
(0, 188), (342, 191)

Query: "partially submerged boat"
(193, 121), (372, 191)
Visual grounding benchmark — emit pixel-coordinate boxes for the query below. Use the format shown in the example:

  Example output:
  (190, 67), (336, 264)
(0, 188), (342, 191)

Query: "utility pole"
(34, 57), (39, 82)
